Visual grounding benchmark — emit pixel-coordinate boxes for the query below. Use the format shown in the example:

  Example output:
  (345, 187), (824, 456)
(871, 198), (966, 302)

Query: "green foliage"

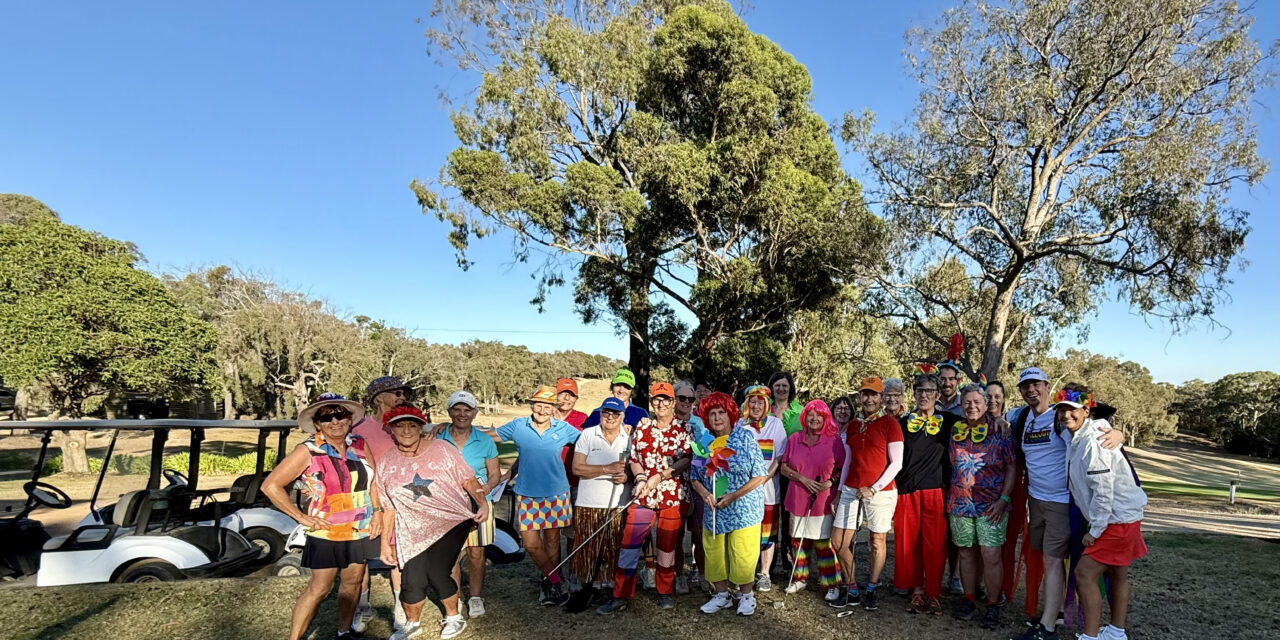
(844, 0), (1271, 378)
(0, 193), (59, 225)
(0, 212), (219, 417)
(417, 0), (883, 396)
(1172, 371), (1280, 459)
(1042, 350), (1177, 447)
(782, 287), (902, 400)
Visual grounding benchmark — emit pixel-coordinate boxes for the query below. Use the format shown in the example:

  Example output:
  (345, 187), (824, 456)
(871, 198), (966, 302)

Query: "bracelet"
(999, 495), (1011, 504)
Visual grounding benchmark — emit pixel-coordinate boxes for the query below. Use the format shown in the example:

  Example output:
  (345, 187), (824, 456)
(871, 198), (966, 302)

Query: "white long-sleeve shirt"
(1066, 418), (1147, 538)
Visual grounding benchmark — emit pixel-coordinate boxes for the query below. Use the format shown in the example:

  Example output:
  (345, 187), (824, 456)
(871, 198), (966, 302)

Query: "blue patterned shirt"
(698, 426), (768, 535)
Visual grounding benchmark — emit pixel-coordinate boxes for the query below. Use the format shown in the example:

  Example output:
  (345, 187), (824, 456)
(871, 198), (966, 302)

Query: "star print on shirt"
(403, 474), (434, 500)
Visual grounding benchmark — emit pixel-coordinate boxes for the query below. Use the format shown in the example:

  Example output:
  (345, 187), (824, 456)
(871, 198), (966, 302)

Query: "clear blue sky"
(1, 1), (1276, 385)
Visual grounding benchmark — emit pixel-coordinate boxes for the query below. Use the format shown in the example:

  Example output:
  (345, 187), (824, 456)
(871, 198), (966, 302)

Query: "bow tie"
(952, 421), (989, 443)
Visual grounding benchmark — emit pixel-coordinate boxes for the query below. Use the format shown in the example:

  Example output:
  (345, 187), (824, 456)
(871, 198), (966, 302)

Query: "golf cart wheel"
(243, 527), (286, 563)
(273, 552), (310, 578)
(116, 559), (182, 583)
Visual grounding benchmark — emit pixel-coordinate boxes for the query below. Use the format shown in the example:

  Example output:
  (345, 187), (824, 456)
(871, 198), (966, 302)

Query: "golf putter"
(552, 437), (635, 578)
(785, 475), (823, 595)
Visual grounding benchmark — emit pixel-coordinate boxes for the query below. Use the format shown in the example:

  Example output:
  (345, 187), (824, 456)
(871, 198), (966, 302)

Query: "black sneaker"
(656, 594), (675, 609)
(827, 588), (851, 608)
(982, 603), (1004, 630)
(1010, 622), (1059, 640)
(334, 632), (363, 640)
(549, 581), (570, 606)
(953, 599), (979, 621)
(861, 589), (879, 611)
(539, 579), (553, 605)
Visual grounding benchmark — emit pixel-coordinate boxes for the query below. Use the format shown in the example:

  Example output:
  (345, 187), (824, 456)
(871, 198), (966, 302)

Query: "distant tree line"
(1171, 371), (1280, 459)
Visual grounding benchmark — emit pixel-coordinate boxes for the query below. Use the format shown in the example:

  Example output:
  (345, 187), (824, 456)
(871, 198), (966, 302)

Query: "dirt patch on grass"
(1, 532), (1275, 640)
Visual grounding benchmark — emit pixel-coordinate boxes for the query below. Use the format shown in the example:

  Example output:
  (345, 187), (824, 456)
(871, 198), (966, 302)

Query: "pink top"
(780, 431), (845, 517)
(353, 416), (396, 463)
(375, 440), (477, 567)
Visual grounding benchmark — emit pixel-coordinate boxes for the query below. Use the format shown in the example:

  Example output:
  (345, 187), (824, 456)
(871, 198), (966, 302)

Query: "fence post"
(1229, 479), (1238, 505)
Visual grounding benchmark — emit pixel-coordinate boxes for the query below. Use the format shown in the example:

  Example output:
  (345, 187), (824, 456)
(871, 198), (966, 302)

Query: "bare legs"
(1040, 555), (1066, 629)
(868, 532), (888, 584)
(521, 528), (563, 579)
(289, 563), (366, 640)
(831, 527), (856, 587)
(1075, 555), (1130, 637)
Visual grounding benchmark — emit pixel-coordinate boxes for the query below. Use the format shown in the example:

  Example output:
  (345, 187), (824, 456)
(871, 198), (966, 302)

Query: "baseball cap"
(1018, 367), (1049, 385)
(859, 377), (884, 394)
(611, 368), (636, 388)
(384, 405), (428, 425)
(555, 378), (579, 396)
(650, 382), (674, 399)
(599, 397), (626, 413)
(448, 390), (478, 410)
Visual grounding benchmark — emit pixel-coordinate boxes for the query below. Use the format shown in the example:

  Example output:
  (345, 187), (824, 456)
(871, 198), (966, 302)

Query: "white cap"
(1018, 367), (1049, 385)
(448, 390), (478, 409)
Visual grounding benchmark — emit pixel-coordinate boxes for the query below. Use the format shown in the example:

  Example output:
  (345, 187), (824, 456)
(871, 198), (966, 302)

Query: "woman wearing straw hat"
(262, 393), (383, 640)
(692, 391), (770, 617)
(492, 385), (583, 606)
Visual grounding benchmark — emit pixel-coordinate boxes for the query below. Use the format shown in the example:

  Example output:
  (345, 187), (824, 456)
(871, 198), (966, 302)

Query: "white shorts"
(790, 514), (834, 540)
(832, 487), (898, 534)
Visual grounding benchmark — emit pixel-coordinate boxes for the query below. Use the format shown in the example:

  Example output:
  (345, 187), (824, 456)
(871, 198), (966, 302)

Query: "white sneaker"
(467, 596), (485, 618)
(674, 576), (690, 595)
(389, 621), (423, 640)
(440, 615), (467, 639)
(736, 592), (756, 616)
(755, 573), (772, 592)
(784, 580), (806, 594)
(351, 604), (376, 633)
(824, 587), (841, 602)
(700, 591), (735, 614)
(1097, 626), (1128, 640)
(641, 567), (656, 590)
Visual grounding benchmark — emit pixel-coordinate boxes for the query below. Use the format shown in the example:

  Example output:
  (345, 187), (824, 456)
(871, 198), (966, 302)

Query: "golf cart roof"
(5, 420), (295, 431)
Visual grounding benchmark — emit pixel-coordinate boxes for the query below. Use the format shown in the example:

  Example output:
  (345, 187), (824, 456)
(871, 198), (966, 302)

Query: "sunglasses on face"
(316, 412), (350, 424)
(676, 395), (696, 403)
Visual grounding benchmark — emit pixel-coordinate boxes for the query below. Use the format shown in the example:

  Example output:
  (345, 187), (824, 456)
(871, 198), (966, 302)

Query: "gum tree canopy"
(844, 0), (1272, 379)
(0, 203), (218, 472)
(414, 0), (882, 398)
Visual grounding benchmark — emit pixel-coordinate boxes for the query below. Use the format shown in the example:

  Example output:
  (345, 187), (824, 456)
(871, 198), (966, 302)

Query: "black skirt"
(301, 536), (380, 570)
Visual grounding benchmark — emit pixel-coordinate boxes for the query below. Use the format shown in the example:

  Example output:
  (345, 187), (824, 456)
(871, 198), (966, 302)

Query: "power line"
(421, 328), (615, 335)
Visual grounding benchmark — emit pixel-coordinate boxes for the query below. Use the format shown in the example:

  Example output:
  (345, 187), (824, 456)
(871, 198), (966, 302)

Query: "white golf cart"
(4, 420), (283, 585)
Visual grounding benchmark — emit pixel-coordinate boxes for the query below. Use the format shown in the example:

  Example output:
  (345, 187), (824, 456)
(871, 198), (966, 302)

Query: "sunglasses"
(676, 395), (697, 402)
(315, 412), (350, 424)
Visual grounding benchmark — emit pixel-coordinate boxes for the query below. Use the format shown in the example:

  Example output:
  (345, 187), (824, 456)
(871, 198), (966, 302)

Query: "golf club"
(785, 475), (823, 595)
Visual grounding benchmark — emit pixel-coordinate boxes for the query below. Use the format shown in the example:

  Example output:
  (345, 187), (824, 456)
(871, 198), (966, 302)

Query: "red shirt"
(843, 412), (904, 491)
(560, 410), (589, 485)
(628, 417), (693, 510)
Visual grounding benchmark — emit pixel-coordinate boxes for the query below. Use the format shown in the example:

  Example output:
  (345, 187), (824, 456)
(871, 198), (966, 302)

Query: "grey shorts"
(1028, 497), (1071, 558)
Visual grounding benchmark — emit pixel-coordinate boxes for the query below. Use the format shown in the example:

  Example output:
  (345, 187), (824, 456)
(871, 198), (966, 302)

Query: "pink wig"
(799, 399), (838, 437)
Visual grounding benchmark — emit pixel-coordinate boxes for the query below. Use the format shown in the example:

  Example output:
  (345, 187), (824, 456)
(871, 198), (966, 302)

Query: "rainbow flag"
(758, 439), (775, 462)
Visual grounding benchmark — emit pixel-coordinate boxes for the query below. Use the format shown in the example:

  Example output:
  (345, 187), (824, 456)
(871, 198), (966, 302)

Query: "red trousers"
(613, 504), (683, 598)
(892, 488), (947, 598)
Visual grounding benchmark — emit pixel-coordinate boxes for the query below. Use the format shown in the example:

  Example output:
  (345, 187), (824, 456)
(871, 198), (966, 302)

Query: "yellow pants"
(703, 524), (761, 586)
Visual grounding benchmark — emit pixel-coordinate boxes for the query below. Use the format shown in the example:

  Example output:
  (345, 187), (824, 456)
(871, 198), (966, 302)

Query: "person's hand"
(473, 501), (490, 524)
(818, 480), (832, 493)
(1082, 533), (1097, 547)
(803, 478), (821, 494)
(604, 461), (626, 475)
(715, 494), (736, 510)
(611, 472), (628, 485)
(1098, 428), (1124, 450)
(423, 424), (446, 441)
(298, 514), (332, 530)
(857, 487), (874, 500)
(380, 544), (398, 566)
(368, 512), (384, 539)
(983, 499), (1008, 524)
(701, 490), (717, 509)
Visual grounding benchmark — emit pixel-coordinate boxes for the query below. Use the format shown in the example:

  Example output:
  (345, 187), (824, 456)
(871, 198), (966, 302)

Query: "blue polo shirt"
(496, 417), (582, 498)
(439, 425), (500, 487)
(582, 404), (649, 429)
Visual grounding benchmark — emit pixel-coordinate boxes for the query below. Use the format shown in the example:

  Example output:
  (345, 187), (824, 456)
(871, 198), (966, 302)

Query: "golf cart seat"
(229, 474), (268, 508)
(111, 490), (149, 527)
(41, 490), (148, 553)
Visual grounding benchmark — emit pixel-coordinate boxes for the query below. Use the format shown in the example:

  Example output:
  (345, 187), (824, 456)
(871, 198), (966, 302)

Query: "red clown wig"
(696, 391), (740, 429)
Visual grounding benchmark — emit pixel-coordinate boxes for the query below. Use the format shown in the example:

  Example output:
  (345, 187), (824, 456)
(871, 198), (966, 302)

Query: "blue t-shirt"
(684, 415), (708, 445)
(698, 426), (767, 535)
(496, 417), (582, 498)
(582, 404), (649, 429)
(439, 425), (500, 489)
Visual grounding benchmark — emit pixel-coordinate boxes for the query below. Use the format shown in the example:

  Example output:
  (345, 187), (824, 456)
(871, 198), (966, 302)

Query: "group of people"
(264, 361), (1149, 640)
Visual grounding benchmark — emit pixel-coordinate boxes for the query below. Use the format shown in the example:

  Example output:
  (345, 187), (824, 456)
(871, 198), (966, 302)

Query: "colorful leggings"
(613, 504), (683, 598)
(789, 538), (841, 588)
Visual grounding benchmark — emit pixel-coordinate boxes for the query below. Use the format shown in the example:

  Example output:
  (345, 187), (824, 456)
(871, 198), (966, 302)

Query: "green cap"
(611, 368), (636, 388)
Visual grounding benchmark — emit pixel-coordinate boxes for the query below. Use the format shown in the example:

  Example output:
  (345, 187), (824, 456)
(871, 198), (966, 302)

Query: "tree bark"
(52, 429), (91, 474)
(979, 278), (1019, 379)
(627, 261), (656, 408)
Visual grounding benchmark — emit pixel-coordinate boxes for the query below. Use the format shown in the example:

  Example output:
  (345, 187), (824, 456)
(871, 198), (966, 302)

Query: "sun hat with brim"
(528, 385), (558, 404)
(384, 405), (428, 425)
(298, 393), (365, 433)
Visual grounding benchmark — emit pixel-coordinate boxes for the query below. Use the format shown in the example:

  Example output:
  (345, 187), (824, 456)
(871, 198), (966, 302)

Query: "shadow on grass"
(30, 596), (121, 640)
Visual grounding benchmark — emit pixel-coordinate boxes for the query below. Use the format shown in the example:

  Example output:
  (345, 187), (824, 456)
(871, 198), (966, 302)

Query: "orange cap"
(555, 378), (579, 396)
(650, 382), (674, 399)
(859, 377), (884, 394)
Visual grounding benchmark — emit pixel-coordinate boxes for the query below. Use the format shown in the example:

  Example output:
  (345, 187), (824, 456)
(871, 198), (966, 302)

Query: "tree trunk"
(979, 278), (1019, 379)
(223, 385), (235, 420)
(52, 429), (91, 474)
(627, 262), (656, 408)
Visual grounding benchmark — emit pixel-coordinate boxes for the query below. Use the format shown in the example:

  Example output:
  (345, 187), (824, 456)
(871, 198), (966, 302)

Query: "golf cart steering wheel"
(24, 481), (72, 509)
(163, 468), (188, 487)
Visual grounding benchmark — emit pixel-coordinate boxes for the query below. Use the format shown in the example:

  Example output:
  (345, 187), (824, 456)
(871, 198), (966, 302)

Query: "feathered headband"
(1053, 389), (1097, 408)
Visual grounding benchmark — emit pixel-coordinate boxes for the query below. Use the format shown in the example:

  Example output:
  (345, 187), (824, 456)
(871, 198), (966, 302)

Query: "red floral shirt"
(629, 417), (693, 510)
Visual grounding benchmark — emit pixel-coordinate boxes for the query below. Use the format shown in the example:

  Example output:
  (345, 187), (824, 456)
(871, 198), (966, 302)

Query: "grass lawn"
(1142, 480), (1280, 502)
(2, 532), (1276, 640)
